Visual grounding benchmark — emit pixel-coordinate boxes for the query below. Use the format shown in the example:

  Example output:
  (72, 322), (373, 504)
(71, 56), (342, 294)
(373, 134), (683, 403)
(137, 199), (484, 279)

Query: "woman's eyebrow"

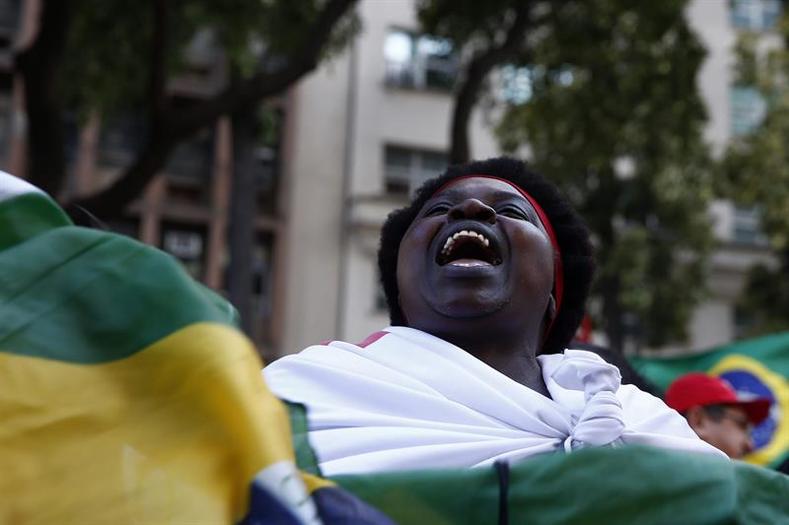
(434, 188), (528, 202)
(491, 190), (529, 203)
(432, 188), (464, 200)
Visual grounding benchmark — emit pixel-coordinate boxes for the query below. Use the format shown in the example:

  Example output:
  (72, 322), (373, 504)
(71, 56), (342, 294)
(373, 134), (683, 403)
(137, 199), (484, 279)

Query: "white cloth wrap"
(551, 349), (625, 449)
(264, 327), (726, 475)
(0, 170), (44, 202)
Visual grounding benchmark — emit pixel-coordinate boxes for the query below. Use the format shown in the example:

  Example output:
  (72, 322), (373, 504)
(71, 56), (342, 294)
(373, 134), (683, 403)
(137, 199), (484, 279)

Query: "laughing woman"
(264, 157), (723, 476)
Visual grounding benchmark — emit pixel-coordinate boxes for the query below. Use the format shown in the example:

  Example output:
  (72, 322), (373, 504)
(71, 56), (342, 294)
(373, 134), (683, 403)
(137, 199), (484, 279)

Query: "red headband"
(433, 175), (564, 337)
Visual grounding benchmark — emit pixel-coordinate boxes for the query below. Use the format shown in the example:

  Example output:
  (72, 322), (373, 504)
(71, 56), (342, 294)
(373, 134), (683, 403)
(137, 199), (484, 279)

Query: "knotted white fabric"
(264, 327), (725, 475)
(551, 349), (625, 449)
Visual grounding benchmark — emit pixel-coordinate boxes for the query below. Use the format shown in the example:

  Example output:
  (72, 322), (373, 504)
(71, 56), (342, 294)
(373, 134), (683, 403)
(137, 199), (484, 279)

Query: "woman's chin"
(429, 296), (508, 321)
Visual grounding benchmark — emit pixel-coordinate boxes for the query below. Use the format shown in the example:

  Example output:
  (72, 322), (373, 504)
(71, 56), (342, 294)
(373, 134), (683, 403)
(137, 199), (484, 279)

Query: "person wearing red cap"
(665, 373), (771, 459)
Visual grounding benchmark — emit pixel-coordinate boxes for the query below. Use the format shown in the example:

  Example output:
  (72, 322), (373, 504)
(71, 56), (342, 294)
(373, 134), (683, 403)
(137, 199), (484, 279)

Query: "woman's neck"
(442, 333), (552, 398)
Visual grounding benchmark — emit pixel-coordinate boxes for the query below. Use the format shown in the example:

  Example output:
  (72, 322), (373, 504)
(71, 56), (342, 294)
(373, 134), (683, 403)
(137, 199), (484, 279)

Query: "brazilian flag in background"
(0, 172), (391, 524)
(631, 334), (789, 470)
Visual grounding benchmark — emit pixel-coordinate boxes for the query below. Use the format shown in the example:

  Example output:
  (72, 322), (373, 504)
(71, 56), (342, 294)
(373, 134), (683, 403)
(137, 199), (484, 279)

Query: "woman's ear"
(539, 295), (557, 349)
(397, 294), (409, 325)
(545, 295), (557, 323)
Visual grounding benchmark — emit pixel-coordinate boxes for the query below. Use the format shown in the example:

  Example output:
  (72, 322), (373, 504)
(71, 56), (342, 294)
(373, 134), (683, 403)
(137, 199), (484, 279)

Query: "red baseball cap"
(665, 372), (771, 425)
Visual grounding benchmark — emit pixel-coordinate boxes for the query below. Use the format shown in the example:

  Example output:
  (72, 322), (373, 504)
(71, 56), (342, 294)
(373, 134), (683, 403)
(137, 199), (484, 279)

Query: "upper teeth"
(441, 229), (490, 256)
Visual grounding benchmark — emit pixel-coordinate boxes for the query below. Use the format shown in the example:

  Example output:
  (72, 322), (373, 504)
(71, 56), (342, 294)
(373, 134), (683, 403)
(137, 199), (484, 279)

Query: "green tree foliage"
(61, 0), (359, 118)
(17, 0), (359, 214)
(418, 0), (534, 164)
(489, 0), (714, 351)
(720, 9), (789, 335)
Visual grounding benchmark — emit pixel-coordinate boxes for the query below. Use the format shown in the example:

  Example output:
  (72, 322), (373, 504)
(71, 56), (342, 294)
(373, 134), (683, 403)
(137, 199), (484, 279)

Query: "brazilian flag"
(631, 334), (789, 469)
(0, 173), (391, 524)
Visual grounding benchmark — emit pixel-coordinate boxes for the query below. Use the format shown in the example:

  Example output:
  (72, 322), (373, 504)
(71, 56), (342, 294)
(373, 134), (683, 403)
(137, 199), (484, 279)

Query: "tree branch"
(150, 0), (168, 122)
(172, 0), (357, 135)
(15, 0), (72, 195)
(449, 4), (533, 164)
(68, 0), (359, 218)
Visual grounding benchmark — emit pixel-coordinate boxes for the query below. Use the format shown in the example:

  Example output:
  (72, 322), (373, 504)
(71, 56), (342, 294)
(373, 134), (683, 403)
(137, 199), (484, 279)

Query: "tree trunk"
(601, 276), (624, 354)
(447, 5), (532, 164)
(64, 0), (172, 219)
(226, 107), (259, 336)
(15, 0), (72, 195)
(64, 132), (177, 219)
(448, 65), (480, 164)
(66, 0), (358, 219)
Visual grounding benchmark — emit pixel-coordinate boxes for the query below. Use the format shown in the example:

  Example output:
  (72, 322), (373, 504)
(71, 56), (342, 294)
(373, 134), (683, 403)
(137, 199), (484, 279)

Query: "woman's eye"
(498, 206), (528, 220)
(425, 204), (450, 216)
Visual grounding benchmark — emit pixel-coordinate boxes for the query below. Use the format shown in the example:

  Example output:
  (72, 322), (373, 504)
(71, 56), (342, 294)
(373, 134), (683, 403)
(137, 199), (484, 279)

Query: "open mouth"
(436, 229), (502, 267)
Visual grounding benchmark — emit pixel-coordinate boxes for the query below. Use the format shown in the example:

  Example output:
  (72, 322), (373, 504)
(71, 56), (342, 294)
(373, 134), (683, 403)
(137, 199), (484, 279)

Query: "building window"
(498, 65), (533, 105)
(732, 205), (767, 245)
(383, 29), (457, 90)
(98, 114), (147, 168)
(164, 126), (214, 205)
(161, 223), (207, 281)
(497, 65), (574, 105)
(733, 305), (756, 340)
(384, 145), (447, 196)
(730, 86), (767, 136)
(166, 127), (213, 185)
(730, 0), (782, 31)
(0, 0), (21, 48)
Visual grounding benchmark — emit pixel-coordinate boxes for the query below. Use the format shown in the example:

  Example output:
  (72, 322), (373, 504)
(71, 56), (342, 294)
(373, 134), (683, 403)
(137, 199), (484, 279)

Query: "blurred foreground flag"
(0, 172), (391, 524)
(631, 333), (789, 469)
(330, 445), (789, 524)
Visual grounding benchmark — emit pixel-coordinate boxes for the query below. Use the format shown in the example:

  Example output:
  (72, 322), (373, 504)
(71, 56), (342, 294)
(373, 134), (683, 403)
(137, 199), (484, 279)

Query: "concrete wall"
(687, 0), (736, 154)
(279, 50), (352, 354)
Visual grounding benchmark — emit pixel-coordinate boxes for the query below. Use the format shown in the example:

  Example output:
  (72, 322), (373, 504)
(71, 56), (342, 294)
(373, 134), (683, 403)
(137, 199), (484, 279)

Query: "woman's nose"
(448, 199), (496, 224)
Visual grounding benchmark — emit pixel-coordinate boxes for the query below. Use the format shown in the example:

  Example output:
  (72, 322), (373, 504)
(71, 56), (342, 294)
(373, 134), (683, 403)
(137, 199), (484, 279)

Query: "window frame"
(383, 28), (458, 91)
(383, 145), (448, 197)
(730, 0), (782, 32)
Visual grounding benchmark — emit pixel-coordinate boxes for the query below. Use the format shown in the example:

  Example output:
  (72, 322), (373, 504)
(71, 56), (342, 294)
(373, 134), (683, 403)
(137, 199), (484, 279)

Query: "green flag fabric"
(0, 172), (392, 524)
(630, 333), (789, 469)
(336, 446), (789, 525)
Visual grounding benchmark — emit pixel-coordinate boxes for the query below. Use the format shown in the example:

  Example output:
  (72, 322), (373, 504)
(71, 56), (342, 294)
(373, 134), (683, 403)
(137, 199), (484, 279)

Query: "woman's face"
(396, 177), (555, 339)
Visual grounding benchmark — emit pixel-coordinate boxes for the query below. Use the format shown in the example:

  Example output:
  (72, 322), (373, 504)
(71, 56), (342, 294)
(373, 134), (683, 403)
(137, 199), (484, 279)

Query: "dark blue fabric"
(238, 480), (395, 525)
(313, 487), (396, 525)
(238, 480), (304, 525)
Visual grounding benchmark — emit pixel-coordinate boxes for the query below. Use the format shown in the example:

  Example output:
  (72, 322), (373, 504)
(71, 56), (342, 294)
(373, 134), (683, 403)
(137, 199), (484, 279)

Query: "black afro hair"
(377, 156), (595, 354)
